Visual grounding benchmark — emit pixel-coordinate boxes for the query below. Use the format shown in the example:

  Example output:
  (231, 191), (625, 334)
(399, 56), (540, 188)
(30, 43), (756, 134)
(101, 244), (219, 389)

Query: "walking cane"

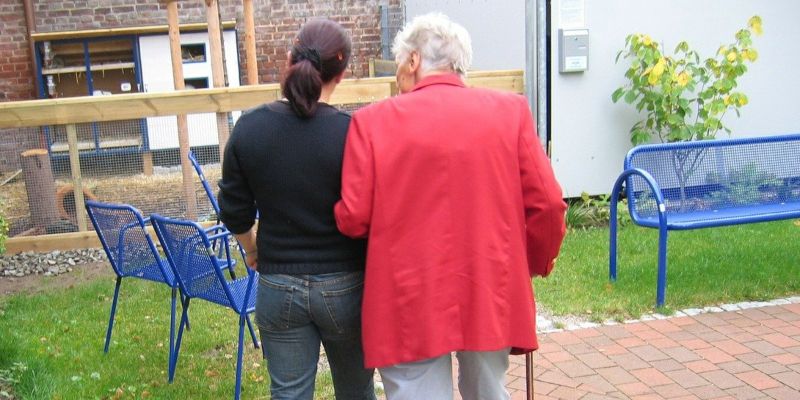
(526, 352), (535, 400)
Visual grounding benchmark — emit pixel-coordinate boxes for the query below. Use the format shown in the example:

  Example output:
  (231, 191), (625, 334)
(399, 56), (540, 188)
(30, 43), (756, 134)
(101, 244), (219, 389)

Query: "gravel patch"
(0, 249), (106, 278)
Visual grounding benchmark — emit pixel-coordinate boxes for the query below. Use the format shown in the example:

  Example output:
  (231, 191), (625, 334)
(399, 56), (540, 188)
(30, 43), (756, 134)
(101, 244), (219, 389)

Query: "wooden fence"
(0, 70), (524, 253)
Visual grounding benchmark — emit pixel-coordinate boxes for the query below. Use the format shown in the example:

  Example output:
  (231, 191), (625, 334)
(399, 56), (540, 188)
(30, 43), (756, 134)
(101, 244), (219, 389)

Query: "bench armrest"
(610, 167), (667, 227)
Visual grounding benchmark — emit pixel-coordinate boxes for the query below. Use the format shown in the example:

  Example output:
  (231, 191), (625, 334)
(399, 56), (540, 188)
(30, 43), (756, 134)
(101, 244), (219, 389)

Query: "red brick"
(631, 367), (673, 386)
(686, 360), (721, 373)
(695, 347), (737, 363)
(712, 339), (754, 356)
(735, 370), (781, 390)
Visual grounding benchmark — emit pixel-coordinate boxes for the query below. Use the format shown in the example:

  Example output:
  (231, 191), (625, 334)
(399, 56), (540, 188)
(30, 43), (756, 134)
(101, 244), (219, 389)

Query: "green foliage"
(565, 193), (631, 229)
(612, 16), (763, 145)
(707, 163), (782, 206)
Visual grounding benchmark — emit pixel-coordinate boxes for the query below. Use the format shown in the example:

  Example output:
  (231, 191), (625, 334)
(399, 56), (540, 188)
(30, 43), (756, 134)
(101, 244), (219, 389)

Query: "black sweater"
(218, 101), (366, 275)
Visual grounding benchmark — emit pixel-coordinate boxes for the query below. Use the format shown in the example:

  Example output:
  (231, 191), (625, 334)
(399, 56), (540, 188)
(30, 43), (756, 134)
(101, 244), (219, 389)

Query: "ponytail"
(283, 56), (323, 118)
(281, 19), (352, 118)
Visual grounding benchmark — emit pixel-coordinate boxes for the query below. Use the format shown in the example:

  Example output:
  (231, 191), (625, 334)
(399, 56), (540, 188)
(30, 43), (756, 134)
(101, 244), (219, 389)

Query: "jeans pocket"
(320, 279), (364, 335)
(255, 275), (295, 332)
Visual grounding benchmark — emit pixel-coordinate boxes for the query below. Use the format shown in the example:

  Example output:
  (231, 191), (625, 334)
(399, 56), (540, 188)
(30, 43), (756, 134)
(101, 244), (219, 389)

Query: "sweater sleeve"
(517, 97), (567, 277)
(218, 125), (257, 235)
(334, 113), (374, 238)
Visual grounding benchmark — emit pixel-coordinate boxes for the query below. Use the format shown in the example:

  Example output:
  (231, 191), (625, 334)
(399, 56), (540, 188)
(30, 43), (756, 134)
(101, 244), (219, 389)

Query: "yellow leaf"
(648, 71), (659, 85)
(723, 96), (731, 106)
(643, 35), (652, 46)
(726, 51), (737, 62)
(793, 219), (800, 227)
(749, 15), (763, 36)
(747, 49), (758, 62)
(677, 72), (690, 87)
(738, 96), (748, 106)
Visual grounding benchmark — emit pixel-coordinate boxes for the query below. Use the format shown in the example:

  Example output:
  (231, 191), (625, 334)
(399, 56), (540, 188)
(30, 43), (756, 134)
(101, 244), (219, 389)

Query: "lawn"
(0, 266), (338, 399)
(535, 219), (800, 321)
(1, 220), (799, 398)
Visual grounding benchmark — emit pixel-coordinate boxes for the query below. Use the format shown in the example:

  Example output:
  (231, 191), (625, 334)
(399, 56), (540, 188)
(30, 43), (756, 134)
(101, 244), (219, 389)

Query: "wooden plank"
(0, 71), (525, 129)
(30, 21), (237, 41)
(168, 0), (198, 222)
(206, 0), (230, 162)
(65, 124), (88, 232)
(6, 231), (101, 253)
(5, 220), (218, 254)
(243, 0), (258, 85)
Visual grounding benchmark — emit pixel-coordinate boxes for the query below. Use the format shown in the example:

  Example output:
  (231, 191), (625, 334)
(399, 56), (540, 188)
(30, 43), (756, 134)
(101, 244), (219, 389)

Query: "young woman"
(218, 18), (376, 400)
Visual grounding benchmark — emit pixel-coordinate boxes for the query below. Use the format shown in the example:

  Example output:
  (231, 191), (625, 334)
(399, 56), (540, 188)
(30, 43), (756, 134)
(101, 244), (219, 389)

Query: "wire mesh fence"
(0, 114), (233, 237)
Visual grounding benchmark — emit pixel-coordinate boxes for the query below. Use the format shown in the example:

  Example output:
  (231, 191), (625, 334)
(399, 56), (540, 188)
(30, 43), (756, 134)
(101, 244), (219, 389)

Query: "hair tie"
(293, 47), (322, 71)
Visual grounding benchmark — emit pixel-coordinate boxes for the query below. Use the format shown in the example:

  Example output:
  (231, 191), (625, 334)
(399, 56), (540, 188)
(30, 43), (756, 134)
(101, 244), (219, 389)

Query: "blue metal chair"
(150, 213), (259, 400)
(85, 200), (181, 375)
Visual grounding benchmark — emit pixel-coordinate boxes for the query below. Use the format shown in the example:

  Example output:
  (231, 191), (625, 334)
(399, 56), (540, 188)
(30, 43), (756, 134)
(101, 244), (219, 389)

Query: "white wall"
(139, 31), (240, 150)
(550, 0), (800, 196)
(404, 0), (526, 70)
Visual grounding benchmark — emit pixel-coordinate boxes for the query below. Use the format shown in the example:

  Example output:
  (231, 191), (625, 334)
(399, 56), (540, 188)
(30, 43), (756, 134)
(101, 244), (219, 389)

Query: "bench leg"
(609, 214), (619, 282)
(656, 226), (668, 308)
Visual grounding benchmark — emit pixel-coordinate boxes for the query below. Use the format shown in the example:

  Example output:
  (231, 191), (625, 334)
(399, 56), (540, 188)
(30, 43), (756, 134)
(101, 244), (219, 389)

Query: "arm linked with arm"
(518, 98), (567, 277)
(334, 115), (375, 238)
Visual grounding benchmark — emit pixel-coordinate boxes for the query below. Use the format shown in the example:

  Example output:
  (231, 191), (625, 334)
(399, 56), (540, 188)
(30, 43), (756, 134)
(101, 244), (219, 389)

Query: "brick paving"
(503, 303), (800, 399)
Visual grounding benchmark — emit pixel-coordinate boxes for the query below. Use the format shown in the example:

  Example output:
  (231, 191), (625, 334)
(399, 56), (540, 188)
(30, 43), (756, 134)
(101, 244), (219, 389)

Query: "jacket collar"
(411, 73), (466, 92)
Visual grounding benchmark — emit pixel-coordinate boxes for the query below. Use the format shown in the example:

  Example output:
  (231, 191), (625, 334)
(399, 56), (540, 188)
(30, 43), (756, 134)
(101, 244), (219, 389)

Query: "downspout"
(23, 0), (41, 99)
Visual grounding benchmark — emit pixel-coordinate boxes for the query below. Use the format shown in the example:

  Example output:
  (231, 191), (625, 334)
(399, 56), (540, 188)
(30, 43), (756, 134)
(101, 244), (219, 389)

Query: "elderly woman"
(335, 13), (566, 400)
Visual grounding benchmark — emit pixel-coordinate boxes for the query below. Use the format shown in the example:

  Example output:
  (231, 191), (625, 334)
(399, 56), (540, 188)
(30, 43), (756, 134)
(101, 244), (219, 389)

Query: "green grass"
(0, 266), (339, 399)
(535, 220), (800, 321)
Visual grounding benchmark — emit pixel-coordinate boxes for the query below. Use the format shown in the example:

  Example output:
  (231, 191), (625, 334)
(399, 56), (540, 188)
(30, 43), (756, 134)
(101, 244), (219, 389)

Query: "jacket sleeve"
(217, 127), (257, 235)
(517, 97), (567, 277)
(334, 113), (374, 238)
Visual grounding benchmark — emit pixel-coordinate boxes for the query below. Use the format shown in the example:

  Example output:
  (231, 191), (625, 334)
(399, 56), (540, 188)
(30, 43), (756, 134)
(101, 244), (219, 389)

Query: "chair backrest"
(188, 150), (221, 215)
(150, 214), (238, 308)
(85, 200), (173, 283)
(624, 133), (800, 220)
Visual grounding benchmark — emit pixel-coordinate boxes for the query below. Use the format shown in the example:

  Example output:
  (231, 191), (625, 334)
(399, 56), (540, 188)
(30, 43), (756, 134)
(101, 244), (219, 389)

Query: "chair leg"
(104, 277), (122, 353)
(170, 297), (191, 383)
(179, 291), (191, 331)
(245, 314), (259, 349)
(168, 287), (177, 380)
(235, 315), (246, 400)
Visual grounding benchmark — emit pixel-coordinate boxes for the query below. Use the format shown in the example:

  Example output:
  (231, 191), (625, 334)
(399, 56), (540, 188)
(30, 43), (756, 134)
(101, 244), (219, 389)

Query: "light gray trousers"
(378, 348), (511, 400)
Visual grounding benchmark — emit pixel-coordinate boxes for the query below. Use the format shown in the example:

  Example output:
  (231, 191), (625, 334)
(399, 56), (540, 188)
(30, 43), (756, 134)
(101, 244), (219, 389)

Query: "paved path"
(501, 302), (800, 399)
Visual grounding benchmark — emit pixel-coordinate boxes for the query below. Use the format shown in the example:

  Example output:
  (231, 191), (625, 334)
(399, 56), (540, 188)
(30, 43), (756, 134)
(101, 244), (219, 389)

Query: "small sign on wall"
(558, 29), (589, 73)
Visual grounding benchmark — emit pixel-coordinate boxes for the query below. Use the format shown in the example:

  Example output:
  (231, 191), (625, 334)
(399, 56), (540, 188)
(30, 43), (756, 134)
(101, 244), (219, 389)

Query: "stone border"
(537, 296), (800, 333)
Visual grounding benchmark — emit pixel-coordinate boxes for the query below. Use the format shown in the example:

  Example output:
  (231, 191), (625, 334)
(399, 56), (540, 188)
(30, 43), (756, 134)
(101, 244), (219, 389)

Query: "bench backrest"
(624, 133), (800, 221)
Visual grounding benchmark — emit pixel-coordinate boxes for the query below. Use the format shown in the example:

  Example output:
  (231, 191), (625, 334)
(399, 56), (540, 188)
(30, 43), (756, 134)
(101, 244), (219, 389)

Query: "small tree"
(612, 17), (762, 209)
(612, 16), (762, 145)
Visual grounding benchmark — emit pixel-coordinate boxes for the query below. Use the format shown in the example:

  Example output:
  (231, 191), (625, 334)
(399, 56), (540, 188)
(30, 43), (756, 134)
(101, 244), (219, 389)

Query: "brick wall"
(0, 2), (35, 101)
(0, 0), (403, 102)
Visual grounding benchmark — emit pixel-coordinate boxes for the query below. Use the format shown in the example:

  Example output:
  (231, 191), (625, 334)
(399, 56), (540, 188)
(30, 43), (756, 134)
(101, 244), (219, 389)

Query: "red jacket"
(335, 73), (567, 368)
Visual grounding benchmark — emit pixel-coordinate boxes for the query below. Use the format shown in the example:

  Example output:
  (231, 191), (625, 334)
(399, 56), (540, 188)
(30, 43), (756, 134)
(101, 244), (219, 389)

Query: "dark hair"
(282, 19), (352, 118)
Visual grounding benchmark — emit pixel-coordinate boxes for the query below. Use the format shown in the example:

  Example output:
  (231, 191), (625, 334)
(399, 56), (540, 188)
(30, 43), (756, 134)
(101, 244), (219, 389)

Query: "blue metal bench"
(609, 133), (800, 307)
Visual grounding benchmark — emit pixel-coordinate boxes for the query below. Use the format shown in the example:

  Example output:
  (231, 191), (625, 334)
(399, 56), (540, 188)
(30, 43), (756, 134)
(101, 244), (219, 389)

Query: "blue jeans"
(255, 271), (376, 400)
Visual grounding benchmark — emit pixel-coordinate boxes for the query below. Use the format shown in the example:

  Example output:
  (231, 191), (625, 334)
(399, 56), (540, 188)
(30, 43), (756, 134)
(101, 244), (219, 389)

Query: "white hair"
(392, 12), (473, 76)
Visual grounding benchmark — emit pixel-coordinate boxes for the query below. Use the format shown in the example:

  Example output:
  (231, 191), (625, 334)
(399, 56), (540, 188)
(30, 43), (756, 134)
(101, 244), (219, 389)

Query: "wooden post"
(167, 0), (198, 221)
(243, 0), (258, 85)
(526, 352), (535, 400)
(142, 151), (153, 176)
(65, 124), (87, 232)
(20, 148), (58, 231)
(206, 0), (230, 163)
